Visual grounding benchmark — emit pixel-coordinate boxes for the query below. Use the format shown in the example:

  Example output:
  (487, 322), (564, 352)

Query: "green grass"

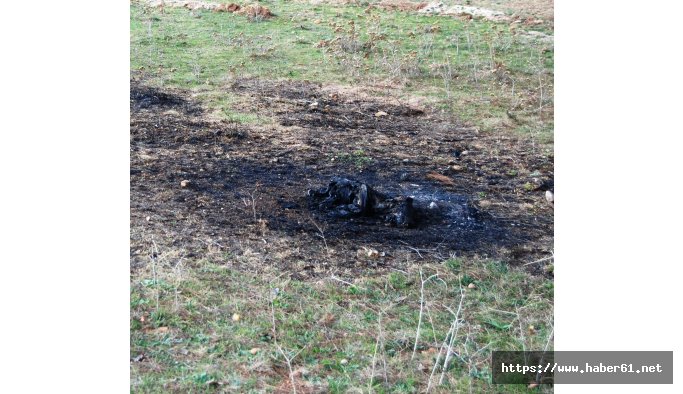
(131, 255), (553, 392)
(333, 149), (373, 170)
(131, 0), (553, 143)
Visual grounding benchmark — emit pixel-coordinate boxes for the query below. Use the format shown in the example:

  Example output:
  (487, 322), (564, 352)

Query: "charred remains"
(308, 177), (476, 229)
(131, 78), (554, 276)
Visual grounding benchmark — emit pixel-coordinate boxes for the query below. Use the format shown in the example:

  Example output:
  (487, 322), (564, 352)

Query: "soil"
(130, 78), (553, 278)
(142, 1), (272, 18)
(305, 0), (553, 25)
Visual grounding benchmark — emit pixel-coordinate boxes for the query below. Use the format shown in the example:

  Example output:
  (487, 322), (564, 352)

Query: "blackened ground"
(130, 78), (554, 277)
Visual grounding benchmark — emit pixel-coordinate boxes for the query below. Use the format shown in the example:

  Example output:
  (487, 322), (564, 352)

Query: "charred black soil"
(130, 78), (553, 277)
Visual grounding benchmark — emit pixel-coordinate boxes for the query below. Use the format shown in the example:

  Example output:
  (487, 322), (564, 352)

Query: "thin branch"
(329, 274), (367, 292)
(310, 217), (330, 256)
(523, 255), (554, 266)
(413, 272), (442, 360)
(270, 286), (305, 394)
(439, 282), (466, 384)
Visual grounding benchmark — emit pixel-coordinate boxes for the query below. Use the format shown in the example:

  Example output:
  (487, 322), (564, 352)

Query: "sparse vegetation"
(130, 0), (553, 145)
(131, 252), (553, 392)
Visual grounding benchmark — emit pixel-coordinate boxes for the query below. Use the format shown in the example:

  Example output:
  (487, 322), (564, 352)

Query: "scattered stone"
(545, 190), (554, 204)
(467, 283), (476, 289)
(249, 347), (260, 355)
(232, 313), (241, 322)
(419, 2), (510, 21)
(146, 216), (151, 221)
(139, 154), (155, 161)
(340, 358), (349, 365)
(366, 248), (380, 259)
(375, 110), (388, 117)
(478, 200), (492, 208)
(237, 3), (274, 19)
(292, 367), (310, 378)
(180, 180), (191, 188)
(428, 201), (439, 210)
(215, 3), (241, 12)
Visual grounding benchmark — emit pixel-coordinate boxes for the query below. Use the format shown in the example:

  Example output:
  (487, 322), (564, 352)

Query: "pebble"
(366, 248), (379, 259)
(180, 180), (190, 188)
(428, 201), (439, 210)
(545, 190), (554, 203)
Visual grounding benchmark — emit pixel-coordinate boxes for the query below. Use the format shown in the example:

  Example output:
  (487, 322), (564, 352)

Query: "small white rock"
(545, 190), (554, 203)
(429, 201), (439, 210)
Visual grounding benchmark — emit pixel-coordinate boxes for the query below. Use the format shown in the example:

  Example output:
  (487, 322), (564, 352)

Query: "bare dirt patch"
(143, 0), (224, 11)
(142, 0), (273, 18)
(131, 78), (553, 278)
(419, 2), (510, 22)
(468, 0), (554, 22)
(304, 0), (553, 25)
(377, 0), (428, 12)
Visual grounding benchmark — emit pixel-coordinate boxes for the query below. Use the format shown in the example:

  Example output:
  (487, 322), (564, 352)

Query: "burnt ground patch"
(130, 83), (203, 115)
(131, 78), (553, 278)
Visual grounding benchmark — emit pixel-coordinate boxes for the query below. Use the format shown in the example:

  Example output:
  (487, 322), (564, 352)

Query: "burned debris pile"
(308, 177), (444, 228)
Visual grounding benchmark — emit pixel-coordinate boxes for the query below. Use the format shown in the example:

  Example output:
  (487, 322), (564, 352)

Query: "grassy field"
(131, 256), (553, 392)
(130, 0), (553, 146)
(130, 1), (554, 392)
